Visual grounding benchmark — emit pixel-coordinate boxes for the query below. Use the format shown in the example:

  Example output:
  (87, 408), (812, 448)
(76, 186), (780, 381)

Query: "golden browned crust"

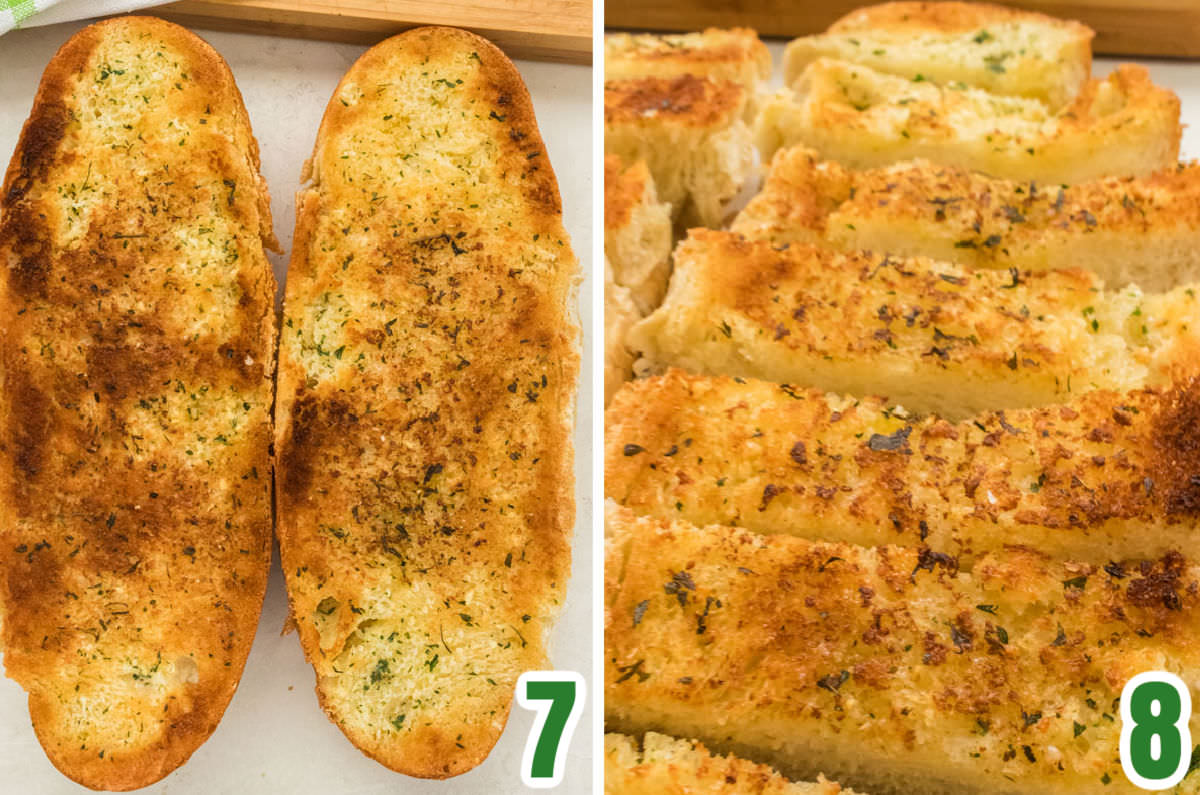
(631, 229), (1200, 418)
(605, 153), (648, 233)
(605, 370), (1200, 565)
(605, 75), (745, 129)
(605, 28), (769, 72)
(829, 1), (1090, 35)
(0, 16), (276, 791)
(604, 28), (770, 87)
(605, 504), (1200, 793)
(275, 26), (578, 779)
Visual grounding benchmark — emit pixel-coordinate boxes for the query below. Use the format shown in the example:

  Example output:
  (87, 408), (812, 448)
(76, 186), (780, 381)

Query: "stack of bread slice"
(603, 29), (772, 403)
(604, 3), (1200, 793)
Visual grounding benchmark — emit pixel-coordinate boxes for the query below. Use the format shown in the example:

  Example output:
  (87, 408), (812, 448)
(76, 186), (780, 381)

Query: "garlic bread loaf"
(733, 147), (1200, 292)
(605, 503), (1200, 795)
(605, 370), (1200, 566)
(632, 229), (1200, 419)
(606, 731), (859, 794)
(0, 17), (277, 790)
(784, 2), (1093, 109)
(755, 60), (1180, 182)
(275, 26), (578, 778)
(606, 75), (755, 228)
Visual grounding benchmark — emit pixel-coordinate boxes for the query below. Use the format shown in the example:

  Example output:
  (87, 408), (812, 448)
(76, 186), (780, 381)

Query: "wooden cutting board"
(606, 0), (1200, 58)
(150, 0), (591, 63)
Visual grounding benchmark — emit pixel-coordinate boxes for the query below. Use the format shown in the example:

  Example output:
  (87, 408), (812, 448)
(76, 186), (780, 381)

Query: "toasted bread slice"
(606, 75), (755, 228)
(784, 2), (1093, 109)
(0, 17), (277, 790)
(631, 229), (1200, 419)
(606, 260), (644, 407)
(756, 60), (1180, 183)
(606, 732), (859, 794)
(605, 28), (771, 117)
(275, 26), (578, 778)
(605, 503), (1200, 795)
(733, 147), (1200, 293)
(605, 154), (673, 314)
(605, 370), (1200, 566)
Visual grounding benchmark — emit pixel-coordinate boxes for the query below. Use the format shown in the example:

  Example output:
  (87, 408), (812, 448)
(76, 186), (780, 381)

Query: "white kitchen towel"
(0, 0), (162, 36)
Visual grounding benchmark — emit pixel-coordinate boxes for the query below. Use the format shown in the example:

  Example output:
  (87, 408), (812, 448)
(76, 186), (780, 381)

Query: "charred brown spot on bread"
(605, 74), (744, 127)
(1150, 378), (1200, 516)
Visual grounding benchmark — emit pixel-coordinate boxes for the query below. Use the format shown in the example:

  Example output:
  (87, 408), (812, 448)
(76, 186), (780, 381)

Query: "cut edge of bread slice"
(604, 153), (674, 314)
(605, 731), (861, 794)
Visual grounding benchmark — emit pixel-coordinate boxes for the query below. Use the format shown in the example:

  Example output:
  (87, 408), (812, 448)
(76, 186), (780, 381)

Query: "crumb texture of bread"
(605, 731), (858, 794)
(604, 154), (673, 314)
(605, 28), (771, 117)
(605, 503), (1200, 794)
(0, 17), (277, 791)
(606, 75), (754, 228)
(734, 147), (1200, 293)
(755, 60), (1180, 183)
(784, 2), (1093, 108)
(606, 260), (643, 407)
(605, 370), (1200, 565)
(631, 229), (1200, 419)
(274, 26), (578, 779)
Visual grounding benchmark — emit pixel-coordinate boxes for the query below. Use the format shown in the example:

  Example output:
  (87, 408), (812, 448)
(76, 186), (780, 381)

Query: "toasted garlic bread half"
(756, 60), (1180, 183)
(606, 260), (643, 407)
(733, 147), (1200, 293)
(605, 154), (673, 314)
(606, 75), (754, 228)
(605, 503), (1200, 795)
(0, 17), (276, 791)
(605, 28), (771, 117)
(784, 2), (1093, 109)
(631, 229), (1200, 419)
(275, 26), (578, 778)
(606, 732), (859, 794)
(605, 370), (1200, 566)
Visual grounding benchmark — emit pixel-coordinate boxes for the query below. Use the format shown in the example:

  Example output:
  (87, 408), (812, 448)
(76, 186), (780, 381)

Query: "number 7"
(517, 671), (586, 788)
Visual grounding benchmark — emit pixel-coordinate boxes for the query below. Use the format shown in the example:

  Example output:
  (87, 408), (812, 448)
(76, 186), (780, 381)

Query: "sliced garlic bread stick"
(605, 75), (755, 228)
(605, 370), (1200, 565)
(605, 504), (1200, 794)
(755, 60), (1180, 182)
(275, 26), (578, 778)
(0, 17), (277, 790)
(606, 732), (860, 794)
(605, 28), (771, 117)
(732, 147), (1200, 293)
(784, 2), (1093, 109)
(631, 229), (1200, 419)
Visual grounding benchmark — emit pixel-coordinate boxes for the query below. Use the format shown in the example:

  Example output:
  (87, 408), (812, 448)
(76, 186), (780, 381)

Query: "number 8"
(1120, 671), (1192, 789)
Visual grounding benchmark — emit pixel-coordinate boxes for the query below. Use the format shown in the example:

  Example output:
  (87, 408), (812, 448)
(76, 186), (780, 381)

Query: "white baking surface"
(0, 21), (594, 795)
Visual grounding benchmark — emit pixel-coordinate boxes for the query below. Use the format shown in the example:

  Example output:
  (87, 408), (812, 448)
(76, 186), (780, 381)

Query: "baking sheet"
(0, 20), (593, 794)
